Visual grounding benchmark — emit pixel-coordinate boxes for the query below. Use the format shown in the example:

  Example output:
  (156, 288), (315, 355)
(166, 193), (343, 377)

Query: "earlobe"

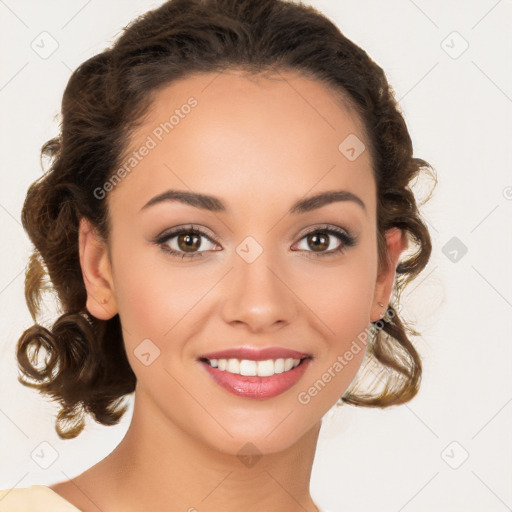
(78, 217), (117, 320)
(371, 227), (408, 322)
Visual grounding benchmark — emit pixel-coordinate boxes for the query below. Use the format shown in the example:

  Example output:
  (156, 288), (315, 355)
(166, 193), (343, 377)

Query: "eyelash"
(155, 223), (357, 260)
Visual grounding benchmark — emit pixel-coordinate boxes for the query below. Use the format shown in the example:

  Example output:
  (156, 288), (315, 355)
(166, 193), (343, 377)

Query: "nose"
(220, 247), (298, 333)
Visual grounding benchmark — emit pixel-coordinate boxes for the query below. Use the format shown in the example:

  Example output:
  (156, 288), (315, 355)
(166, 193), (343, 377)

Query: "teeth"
(239, 359), (256, 376)
(274, 358), (285, 373)
(206, 357), (302, 377)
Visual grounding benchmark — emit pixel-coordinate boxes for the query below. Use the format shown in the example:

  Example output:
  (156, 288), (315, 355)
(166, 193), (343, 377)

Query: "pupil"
(309, 232), (328, 251)
(179, 233), (200, 252)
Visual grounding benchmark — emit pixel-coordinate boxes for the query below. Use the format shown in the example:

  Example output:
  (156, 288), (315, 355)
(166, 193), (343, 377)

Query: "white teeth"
(284, 358), (295, 371)
(206, 357), (303, 377)
(226, 359), (240, 374)
(239, 359), (257, 376)
(256, 359), (274, 377)
(274, 358), (285, 374)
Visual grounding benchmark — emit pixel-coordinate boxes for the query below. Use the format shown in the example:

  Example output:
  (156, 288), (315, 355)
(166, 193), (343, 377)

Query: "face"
(81, 69), (402, 456)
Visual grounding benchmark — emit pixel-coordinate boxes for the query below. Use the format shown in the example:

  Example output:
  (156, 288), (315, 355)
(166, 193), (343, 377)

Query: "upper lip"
(198, 347), (312, 361)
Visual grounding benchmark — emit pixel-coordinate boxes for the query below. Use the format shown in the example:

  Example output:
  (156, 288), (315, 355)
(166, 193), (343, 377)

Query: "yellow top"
(0, 485), (82, 512)
(0, 485), (332, 511)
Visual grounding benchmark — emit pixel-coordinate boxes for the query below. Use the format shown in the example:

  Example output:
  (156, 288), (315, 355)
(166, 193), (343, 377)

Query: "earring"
(377, 301), (386, 319)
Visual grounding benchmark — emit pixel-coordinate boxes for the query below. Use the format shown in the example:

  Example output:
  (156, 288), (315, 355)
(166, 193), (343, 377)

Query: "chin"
(195, 411), (321, 458)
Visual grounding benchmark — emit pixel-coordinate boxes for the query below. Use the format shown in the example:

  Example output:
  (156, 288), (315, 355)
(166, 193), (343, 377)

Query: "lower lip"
(200, 358), (312, 399)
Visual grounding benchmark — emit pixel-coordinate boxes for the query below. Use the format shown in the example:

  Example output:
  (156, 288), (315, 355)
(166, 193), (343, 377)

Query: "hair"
(17, 0), (436, 439)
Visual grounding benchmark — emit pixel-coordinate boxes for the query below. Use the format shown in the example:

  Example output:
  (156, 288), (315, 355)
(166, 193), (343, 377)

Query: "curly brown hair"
(17, 0), (436, 439)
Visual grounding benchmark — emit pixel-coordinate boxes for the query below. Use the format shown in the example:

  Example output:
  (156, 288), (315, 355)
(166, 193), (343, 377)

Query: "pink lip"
(198, 346), (311, 361)
(200, 358), (312, 399)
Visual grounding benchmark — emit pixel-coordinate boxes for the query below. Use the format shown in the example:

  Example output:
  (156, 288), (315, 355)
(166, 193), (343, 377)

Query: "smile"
(204, 357), (303, 377)
(199, 357), (312, 399)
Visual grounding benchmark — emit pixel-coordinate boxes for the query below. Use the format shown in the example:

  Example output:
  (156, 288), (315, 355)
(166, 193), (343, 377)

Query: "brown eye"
(293, 226), (356, 257)
(157, 226), (218, 259)
(177, 232), (202, 252)
(306, 232), (329, 252)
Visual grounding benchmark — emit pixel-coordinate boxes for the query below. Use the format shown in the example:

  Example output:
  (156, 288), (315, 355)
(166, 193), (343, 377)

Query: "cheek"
(111, 244), (215, 353)
(295, 254), (376, 336)
(293, 250), (376, 392)
(115, 266), (187, 334)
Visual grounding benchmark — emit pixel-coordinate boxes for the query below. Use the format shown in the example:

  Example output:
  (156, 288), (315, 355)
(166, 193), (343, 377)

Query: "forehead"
(110, 69), (375, 218)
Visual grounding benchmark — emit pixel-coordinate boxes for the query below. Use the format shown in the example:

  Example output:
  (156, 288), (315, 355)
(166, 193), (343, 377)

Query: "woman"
(0, 0), (435, 510)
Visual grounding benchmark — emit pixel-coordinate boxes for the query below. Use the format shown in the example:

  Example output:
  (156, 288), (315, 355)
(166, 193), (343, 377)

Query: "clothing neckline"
(30, 485), (83, 511)
(35, 484), (329, 512)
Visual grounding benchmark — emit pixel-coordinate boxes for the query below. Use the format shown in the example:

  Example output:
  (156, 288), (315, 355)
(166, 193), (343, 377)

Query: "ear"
(78, 217), (118, 320)
(370, 227), (408, 322)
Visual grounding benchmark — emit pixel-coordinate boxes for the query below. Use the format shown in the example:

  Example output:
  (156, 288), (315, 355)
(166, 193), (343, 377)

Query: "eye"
(155, 224), (357, 260)
(155, 225), (219, 259)
(292, 225), (356, 257)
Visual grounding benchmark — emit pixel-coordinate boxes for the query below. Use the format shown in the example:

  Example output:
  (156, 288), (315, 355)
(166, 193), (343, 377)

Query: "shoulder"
(0, 485), (82, 511)
(0, 486), (33, 511)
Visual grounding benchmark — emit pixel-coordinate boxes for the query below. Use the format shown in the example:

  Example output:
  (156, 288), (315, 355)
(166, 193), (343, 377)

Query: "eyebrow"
(140, 189), (366, 215)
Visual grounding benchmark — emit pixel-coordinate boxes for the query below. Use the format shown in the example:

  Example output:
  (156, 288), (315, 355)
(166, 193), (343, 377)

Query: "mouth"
(198, 355), (310, 377)
(197, 349), (313, 399)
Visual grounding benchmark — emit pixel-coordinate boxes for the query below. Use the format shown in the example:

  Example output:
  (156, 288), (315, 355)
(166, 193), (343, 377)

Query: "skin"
(50, 69), (407, 512)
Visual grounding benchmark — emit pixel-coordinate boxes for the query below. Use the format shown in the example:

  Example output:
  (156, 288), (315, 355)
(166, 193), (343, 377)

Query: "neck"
(75, 387), (323, 512)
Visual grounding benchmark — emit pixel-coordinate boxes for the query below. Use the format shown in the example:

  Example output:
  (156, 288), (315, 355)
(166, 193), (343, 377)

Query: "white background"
(0, 1), (511, 511)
